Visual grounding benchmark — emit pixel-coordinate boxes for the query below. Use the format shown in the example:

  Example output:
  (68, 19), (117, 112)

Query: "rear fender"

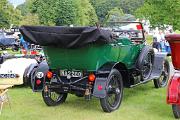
(93, 62), (128, 98)
(31, 61), (49, 92)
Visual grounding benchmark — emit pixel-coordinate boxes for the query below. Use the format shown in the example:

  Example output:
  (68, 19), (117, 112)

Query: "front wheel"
(153, 59), (170, 88)
(100, 69), (123, 112)
(172, 104), (180, 119)
(42, 88), (67, 106)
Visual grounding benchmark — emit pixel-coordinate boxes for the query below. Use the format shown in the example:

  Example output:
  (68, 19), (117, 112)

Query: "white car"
(0, 56), (37, 85)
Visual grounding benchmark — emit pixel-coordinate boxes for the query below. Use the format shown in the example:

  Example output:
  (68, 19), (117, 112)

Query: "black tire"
(23, 65), (31, 86)
(42, 89), (68, 106)
(154, 59), (170, 88)
(136, 46), (154, 80)
(172, 104), (180, 119)
(30, 66), (38, 89)
(100, 69), (123, 112)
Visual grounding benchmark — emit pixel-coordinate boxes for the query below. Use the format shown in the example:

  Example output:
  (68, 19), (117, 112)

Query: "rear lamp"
(88, 73), (96, 82)
(47, 71), (53, 79)
(36, 79), (41, 85)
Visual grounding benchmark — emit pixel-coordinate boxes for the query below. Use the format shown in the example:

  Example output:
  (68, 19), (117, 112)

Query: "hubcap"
(45, 89), (63, 102)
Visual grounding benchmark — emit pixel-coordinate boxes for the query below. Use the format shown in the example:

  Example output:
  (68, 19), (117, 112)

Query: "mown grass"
(0, 48), (20, 54)
(0, 82), (174, 120)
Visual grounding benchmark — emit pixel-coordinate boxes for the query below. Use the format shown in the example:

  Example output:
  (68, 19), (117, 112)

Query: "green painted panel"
(43, 37), (144, 71)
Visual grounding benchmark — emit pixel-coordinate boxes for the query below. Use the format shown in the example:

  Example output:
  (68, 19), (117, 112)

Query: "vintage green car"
(20, 22), (170, 112)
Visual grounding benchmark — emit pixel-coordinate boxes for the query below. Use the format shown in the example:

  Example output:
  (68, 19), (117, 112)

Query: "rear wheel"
(42, 88), (67, 106)
(154, 59), (170, 88)
(100, 69), (123, 112)
(172, 104), (180, 119)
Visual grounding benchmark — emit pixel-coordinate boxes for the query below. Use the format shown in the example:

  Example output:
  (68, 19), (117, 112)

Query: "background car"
(0, 53), (37, 86)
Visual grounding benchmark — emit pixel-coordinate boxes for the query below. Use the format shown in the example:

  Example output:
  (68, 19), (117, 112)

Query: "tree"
(0, 0), (11, 28)
(31, 0), (56, 25)
(19, 13), (39, 26)
(135, 0), (180, 30)
(55, 0), (76, 26)
(90, 0), (119, 22)
(0, 0), (23, 28)
(30, 0), (98, 26)
(119, 0), (144, 14)
(74, 0), (98, 26)
(104, 7), (124, 23)
(90, 0), (144, 23)
(10, 9), (22, 26)
(16, 0), (33, 16)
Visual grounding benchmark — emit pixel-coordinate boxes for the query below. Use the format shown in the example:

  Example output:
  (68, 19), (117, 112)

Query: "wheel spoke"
(106, 75), (121, 107)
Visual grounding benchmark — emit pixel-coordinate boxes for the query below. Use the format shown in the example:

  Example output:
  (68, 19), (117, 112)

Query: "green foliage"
(104, 8), (136, 25)
(30, 0), (98, 26)
(135, 0), (180, 30)
(0, 0), (23, 28)
(10, 9), (22, 26)
(90, 0), (144, 22)
(74, 0), (98, 26)
(31, 0), (56, 25)
(119, 0), (144, 14)
(16, 0), (33, 16)
(19, 13), (39, 26)
(0, 0), (11, 28)
(55, 0), (76, 26)
(104, 7), (124, 23)
(90, 0), (119, 22)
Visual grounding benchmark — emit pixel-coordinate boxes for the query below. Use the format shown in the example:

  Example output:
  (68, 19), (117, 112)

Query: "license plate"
(0, 74), (17, 78)
(60, 70), (82, 78)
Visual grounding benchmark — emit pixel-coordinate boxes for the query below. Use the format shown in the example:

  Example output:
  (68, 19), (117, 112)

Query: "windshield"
(104, 22), (144, 41)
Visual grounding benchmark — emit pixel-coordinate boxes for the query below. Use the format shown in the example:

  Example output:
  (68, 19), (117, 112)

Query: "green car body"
(44, 37), (144, 71)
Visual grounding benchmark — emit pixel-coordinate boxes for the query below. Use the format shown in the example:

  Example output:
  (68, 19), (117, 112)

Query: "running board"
(130, 79), (152, 88)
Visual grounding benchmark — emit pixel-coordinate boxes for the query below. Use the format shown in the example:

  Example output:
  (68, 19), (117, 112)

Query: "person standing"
(159, 30), (166, 52)
(153, 30), (161, 51)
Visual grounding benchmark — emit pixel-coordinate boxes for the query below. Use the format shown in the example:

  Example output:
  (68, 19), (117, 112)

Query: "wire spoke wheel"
(154, 59), (170, 88)
(142, 52), (153, 80)
(100, 69), (123, 112)
(42, 77), (67, 106)
(107, 75), (121, 108)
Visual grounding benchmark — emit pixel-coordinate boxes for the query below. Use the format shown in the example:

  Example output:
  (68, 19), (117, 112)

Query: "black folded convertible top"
(20, 26), (113, 48)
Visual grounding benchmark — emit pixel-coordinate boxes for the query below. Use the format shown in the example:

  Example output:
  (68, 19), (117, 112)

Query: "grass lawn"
(0, 48), (20, 54)
(0, 82), (174, 120)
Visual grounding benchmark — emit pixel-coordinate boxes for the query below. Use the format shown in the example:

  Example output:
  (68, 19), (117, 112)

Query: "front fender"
(149, 52), (168, 79)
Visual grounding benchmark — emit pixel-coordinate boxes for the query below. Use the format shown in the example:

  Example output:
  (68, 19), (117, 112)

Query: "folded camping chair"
(0, 86), (12, 115)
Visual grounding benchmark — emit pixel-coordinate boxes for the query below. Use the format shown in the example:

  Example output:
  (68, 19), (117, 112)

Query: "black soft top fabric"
(20, 26), (113, 48)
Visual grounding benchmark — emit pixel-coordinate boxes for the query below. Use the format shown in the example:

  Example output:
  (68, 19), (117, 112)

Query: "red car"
(166, 34), (180, 119)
